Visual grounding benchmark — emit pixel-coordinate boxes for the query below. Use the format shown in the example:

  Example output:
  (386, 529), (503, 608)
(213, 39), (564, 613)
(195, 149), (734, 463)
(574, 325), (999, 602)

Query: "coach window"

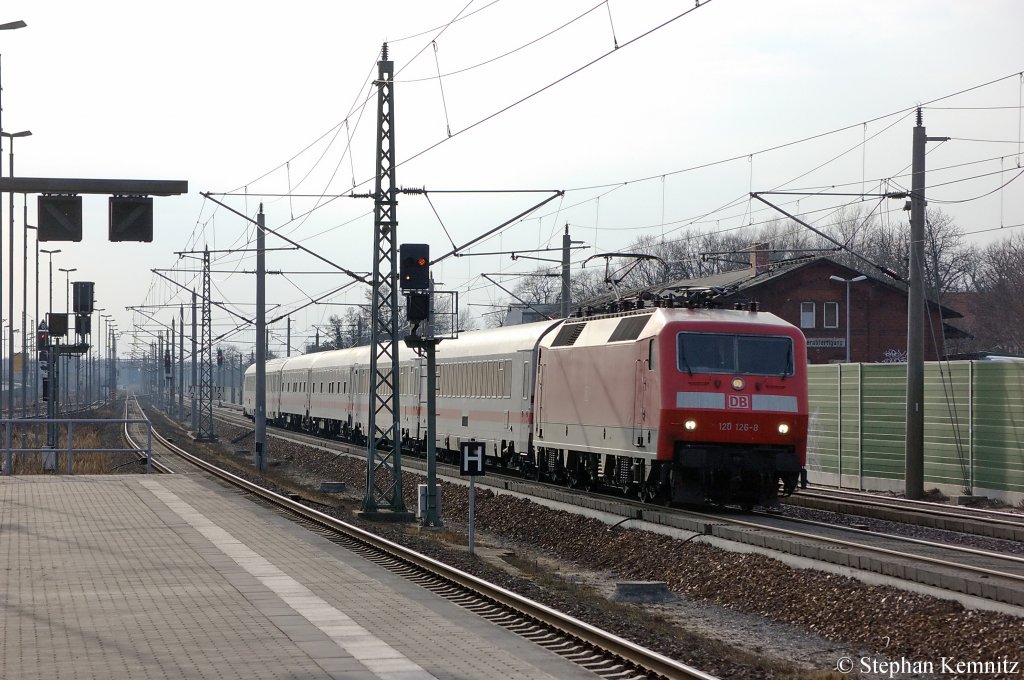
(648, 339), (656, 370)
(523, 361), (529, 399)
(824, 302), (839, 329)
(800, 302), (815, 329)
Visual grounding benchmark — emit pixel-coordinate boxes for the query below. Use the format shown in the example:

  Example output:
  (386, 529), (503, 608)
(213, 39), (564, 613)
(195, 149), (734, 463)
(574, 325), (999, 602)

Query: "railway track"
(133, 396), (714, 680)
(209, 406), (1024, 610)
(782, 486), (1024, 542)
(122, 399), (176, 474)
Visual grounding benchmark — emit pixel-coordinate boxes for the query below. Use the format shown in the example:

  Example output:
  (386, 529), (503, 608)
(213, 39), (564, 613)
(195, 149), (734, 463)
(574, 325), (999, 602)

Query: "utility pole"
(179, 304), (184, 421)
(286, 316), (291, 357)
(905, 108), (948, 501)
(560, 224), (584, 318)
(361, 43), (410, 518)
(196, 247), (215, 439)
(255, 206), (267, 472)
(191, 290), (197, 432)
(170, 320), (175, 415)
(157, 333), (164, 408)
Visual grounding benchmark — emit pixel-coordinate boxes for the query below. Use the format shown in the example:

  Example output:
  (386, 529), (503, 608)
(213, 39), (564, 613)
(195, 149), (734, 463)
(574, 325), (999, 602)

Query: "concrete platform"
(0, 475), (597, 679)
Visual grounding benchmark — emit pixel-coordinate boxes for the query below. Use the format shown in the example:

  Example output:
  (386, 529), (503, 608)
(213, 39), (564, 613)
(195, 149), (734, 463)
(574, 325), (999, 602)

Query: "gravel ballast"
(149, 407), (1024, 679)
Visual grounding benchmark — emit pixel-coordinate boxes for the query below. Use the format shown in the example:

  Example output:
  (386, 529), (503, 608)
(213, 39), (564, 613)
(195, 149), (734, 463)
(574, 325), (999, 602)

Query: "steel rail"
(790, 488), (1024, 527)
(121, 398), (175, 474)
(748, 510), (1024, 572)
(142, 400), (715, 680)
(210, 407), (1024, 597)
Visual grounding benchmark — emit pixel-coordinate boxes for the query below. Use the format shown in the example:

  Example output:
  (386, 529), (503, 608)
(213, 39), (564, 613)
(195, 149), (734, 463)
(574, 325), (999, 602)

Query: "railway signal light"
(37, 327), (49, 349)
(217, 348), (224, 367)
(407, 294), (430, 323)
(399, 243), (430, 290)
(164, 351), (171, 375)
(72, 281), (95, 314)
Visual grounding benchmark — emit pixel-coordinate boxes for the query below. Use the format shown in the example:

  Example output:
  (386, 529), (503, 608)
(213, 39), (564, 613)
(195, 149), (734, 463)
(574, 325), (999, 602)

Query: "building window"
(824, 301), (839, 329)
(800, 302), (815, 329)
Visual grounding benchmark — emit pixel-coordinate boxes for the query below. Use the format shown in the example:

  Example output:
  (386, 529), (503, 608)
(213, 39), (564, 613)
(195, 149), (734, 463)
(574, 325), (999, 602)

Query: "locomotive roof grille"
(607, 314), (652, 342)
(551, 323), (587, 347)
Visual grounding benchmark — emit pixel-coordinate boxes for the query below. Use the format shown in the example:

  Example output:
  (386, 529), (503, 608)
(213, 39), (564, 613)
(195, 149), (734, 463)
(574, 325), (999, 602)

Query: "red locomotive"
(532, 305), (807, 509)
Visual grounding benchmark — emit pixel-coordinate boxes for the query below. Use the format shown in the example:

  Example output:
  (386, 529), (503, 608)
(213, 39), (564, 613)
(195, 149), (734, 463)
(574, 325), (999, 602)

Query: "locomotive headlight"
(684, 419), (697, 431)
(778, 423), (790, 435)
(731, 377), (745, 391)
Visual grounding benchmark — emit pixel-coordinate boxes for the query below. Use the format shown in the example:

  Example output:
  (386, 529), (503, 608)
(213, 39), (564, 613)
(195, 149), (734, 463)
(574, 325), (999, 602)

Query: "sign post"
(460, 441), (486, 555)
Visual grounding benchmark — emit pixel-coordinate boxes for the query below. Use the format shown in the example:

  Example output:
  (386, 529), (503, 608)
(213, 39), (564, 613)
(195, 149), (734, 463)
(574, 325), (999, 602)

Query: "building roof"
(581, 255), (962, 320)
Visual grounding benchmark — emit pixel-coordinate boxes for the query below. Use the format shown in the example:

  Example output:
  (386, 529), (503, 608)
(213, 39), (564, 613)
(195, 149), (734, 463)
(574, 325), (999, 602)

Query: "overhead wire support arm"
(175, 247), (297, 256)
(753, 190), (909, 198)
(200, 191), (371, 286)
(431, 190), (564, 265)
(481, 273), (558, 321)
(149, 268), (253, 323)
(750, 192), (904, 281)
(208, 281), (361, 346)
(455, 245), (587, 258)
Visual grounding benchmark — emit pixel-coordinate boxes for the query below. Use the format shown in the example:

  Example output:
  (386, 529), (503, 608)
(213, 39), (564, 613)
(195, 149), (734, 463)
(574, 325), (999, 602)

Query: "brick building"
(593, 249), (961, 364)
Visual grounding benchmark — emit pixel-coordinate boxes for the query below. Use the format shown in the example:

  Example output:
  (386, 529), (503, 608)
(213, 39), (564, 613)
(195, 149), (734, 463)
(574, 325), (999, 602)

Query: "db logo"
(727, 394), (750, 409)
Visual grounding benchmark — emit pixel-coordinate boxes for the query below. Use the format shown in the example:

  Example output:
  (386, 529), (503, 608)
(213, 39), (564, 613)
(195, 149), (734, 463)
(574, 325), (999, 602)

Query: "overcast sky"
(2, 0), (1022, 357)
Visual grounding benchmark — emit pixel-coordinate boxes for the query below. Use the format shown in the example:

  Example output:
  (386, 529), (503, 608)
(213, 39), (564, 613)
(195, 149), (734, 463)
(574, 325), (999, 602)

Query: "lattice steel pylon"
(361, 43), (408, 515)
(196, 246), (216, 440)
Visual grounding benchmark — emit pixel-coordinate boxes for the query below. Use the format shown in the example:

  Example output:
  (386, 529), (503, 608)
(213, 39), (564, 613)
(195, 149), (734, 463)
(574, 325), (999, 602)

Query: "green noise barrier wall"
(807, 361), (1024, 498)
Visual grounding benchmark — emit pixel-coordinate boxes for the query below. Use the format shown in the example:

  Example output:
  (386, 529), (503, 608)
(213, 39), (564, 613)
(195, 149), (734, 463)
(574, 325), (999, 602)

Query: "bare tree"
(969, 233), (1024, 354)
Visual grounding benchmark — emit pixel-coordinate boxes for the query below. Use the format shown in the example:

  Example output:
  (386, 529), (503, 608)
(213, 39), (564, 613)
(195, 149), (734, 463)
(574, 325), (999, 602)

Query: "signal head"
(399, 243), (430, 290)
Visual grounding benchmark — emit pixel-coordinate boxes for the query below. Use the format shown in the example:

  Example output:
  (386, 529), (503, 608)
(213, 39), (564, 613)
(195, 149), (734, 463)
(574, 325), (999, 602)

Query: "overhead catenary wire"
(397, 1), (609, 84)
(151, 5), (1024, 347)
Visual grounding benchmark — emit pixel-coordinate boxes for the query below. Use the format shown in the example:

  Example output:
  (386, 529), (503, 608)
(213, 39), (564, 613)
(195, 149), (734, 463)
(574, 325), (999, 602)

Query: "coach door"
(534, 352), (545, 439)
(632, 359), (647, 447)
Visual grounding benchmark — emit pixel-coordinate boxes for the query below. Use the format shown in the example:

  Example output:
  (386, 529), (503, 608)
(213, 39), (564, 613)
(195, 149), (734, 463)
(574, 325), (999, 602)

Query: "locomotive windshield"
(677, 332), (794, 376)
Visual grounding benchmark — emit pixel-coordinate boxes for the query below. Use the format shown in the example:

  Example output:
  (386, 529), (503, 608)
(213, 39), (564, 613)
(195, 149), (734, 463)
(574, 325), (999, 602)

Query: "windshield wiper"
(680, 343), (693, 377)
(780, 346), (791, 379)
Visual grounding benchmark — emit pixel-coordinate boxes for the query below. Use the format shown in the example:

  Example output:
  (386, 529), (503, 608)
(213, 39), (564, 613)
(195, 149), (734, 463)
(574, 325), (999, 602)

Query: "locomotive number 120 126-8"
(719, 422), (759, 432)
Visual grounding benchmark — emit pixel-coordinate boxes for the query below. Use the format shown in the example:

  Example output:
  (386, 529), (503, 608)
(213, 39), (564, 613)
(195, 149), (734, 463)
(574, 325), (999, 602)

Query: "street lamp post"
(1, 19), (28, 420)
(91, 308), (104, 405)
(100, 314), (112, 401)
(59, 267), (76, 407)
(41, 249), (60, 322)
(830, 275), (867, 363)
(2, 129), (30, 417)
(28, 224), (37, 414)
(23, 204), (33, 415)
